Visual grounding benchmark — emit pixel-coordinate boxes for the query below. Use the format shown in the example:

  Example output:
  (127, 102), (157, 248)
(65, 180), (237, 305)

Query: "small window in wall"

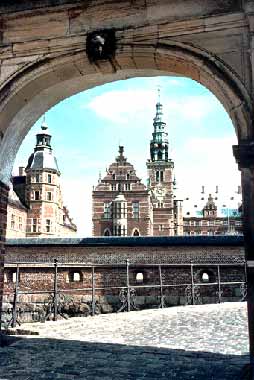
(104, 202), (111, 219)
(73, 272), (81, 281)
(48, 174), (52, 184)
(69, 271), (83, 282)
(200, 270), (214, 283)
(136, 272), (144, 283)
(32, 218), (37, 232)
(159, 224), (164, 231)
(112, 174), (116, 180)
(132, 202), (139, 219)
(111, 184), (117, 191)
(46, 219), (51, 233)
(133, 229), (140, 236)
(34, 190), (40, 200)
(35, 173), (40, 183)
(156, 171), (164, 182)
(11, 214), (15, 229)
(126, 173), (130, 180)
(12, 271), (17, 283)
(201, 272), (210, 283)
(47, 192), (52, 201)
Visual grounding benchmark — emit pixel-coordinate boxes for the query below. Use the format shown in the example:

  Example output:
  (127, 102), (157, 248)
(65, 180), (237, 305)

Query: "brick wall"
(2, 237), (246, 322)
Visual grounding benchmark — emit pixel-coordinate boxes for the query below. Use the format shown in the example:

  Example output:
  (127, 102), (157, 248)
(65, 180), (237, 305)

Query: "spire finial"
(119, 146), (124, 156)
(157, 85), (161, 103)
(41, 114), (48, 131)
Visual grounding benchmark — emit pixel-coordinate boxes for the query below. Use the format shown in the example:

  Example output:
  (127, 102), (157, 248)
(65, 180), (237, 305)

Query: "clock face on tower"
(151, 184), (166, 200)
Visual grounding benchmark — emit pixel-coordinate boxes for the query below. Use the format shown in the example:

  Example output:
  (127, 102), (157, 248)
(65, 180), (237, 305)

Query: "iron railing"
(1, 259), (247, 329)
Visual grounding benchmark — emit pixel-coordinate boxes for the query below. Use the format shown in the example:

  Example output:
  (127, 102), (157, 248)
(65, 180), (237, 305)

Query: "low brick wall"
(2, 236), (246, 323)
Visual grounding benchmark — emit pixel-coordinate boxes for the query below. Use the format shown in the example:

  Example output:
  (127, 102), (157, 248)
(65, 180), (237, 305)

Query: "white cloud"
(84, 89), (156, 124)
(175, 136), (240, 201)
(167, 96), (219, 122)
(85, 90), (220, 127)
(61, 178), (93, 236)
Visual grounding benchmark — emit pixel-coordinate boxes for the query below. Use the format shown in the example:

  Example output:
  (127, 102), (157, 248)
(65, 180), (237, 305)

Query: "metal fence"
(1, 259), (247, 329)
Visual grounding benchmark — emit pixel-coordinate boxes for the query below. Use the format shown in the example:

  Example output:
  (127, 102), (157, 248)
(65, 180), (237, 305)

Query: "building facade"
(7, 120), (77, 238)
(92, 97), (242, 237)
(92, 98), (183, 237)
(92, 146), (152, 237)
(183, 193), (242, 236)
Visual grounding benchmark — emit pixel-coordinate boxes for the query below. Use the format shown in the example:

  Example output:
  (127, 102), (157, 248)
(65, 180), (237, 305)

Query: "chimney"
(215, 185), (218, 194)
(19, 166), (26, 176)
(201, 185), (205, 194)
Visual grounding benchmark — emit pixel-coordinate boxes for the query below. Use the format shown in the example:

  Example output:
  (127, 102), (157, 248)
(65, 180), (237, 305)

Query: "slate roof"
(6, 235), (244, 247)
(26, 150), (60, 173)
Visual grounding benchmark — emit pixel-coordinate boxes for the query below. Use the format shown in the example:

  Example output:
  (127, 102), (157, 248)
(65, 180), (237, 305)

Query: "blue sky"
(14, 76), (241, 235)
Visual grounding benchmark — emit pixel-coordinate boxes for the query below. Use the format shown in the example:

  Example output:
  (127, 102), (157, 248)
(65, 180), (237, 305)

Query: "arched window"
(200, 269), (215, 283)
(104, 228), (111, 236)
(133, 229), (140, 236)
(202, 272), (210, 282)
(136, 272), (144, 283)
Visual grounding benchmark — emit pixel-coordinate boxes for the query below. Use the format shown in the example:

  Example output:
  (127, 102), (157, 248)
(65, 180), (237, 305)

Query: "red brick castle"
(92, 97), (183, 236)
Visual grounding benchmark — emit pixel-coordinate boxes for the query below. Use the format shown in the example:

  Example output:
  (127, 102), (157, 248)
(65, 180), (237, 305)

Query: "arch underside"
(0, 42), (252, 183)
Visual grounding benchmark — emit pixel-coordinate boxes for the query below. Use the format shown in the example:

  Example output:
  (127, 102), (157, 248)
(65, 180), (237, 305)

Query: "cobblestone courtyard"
(0, 302), (250, 379)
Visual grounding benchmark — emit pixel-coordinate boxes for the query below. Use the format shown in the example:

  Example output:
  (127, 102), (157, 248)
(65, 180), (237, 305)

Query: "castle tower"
(203, 194), (217, 218)
(147, 92), (182, 235)
(23, 118), (76, 236)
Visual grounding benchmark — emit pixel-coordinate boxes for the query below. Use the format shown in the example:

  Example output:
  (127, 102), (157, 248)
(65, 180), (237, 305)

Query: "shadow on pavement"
(0, 336), (249, 380)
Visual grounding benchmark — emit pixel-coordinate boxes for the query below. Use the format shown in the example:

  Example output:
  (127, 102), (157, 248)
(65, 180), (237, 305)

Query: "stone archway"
(0, 0), (254, 372)
(0, 43), (251, 183)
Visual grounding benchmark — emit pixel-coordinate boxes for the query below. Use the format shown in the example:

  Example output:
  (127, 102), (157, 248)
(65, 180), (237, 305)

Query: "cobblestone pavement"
(0, 302), (250, 379)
